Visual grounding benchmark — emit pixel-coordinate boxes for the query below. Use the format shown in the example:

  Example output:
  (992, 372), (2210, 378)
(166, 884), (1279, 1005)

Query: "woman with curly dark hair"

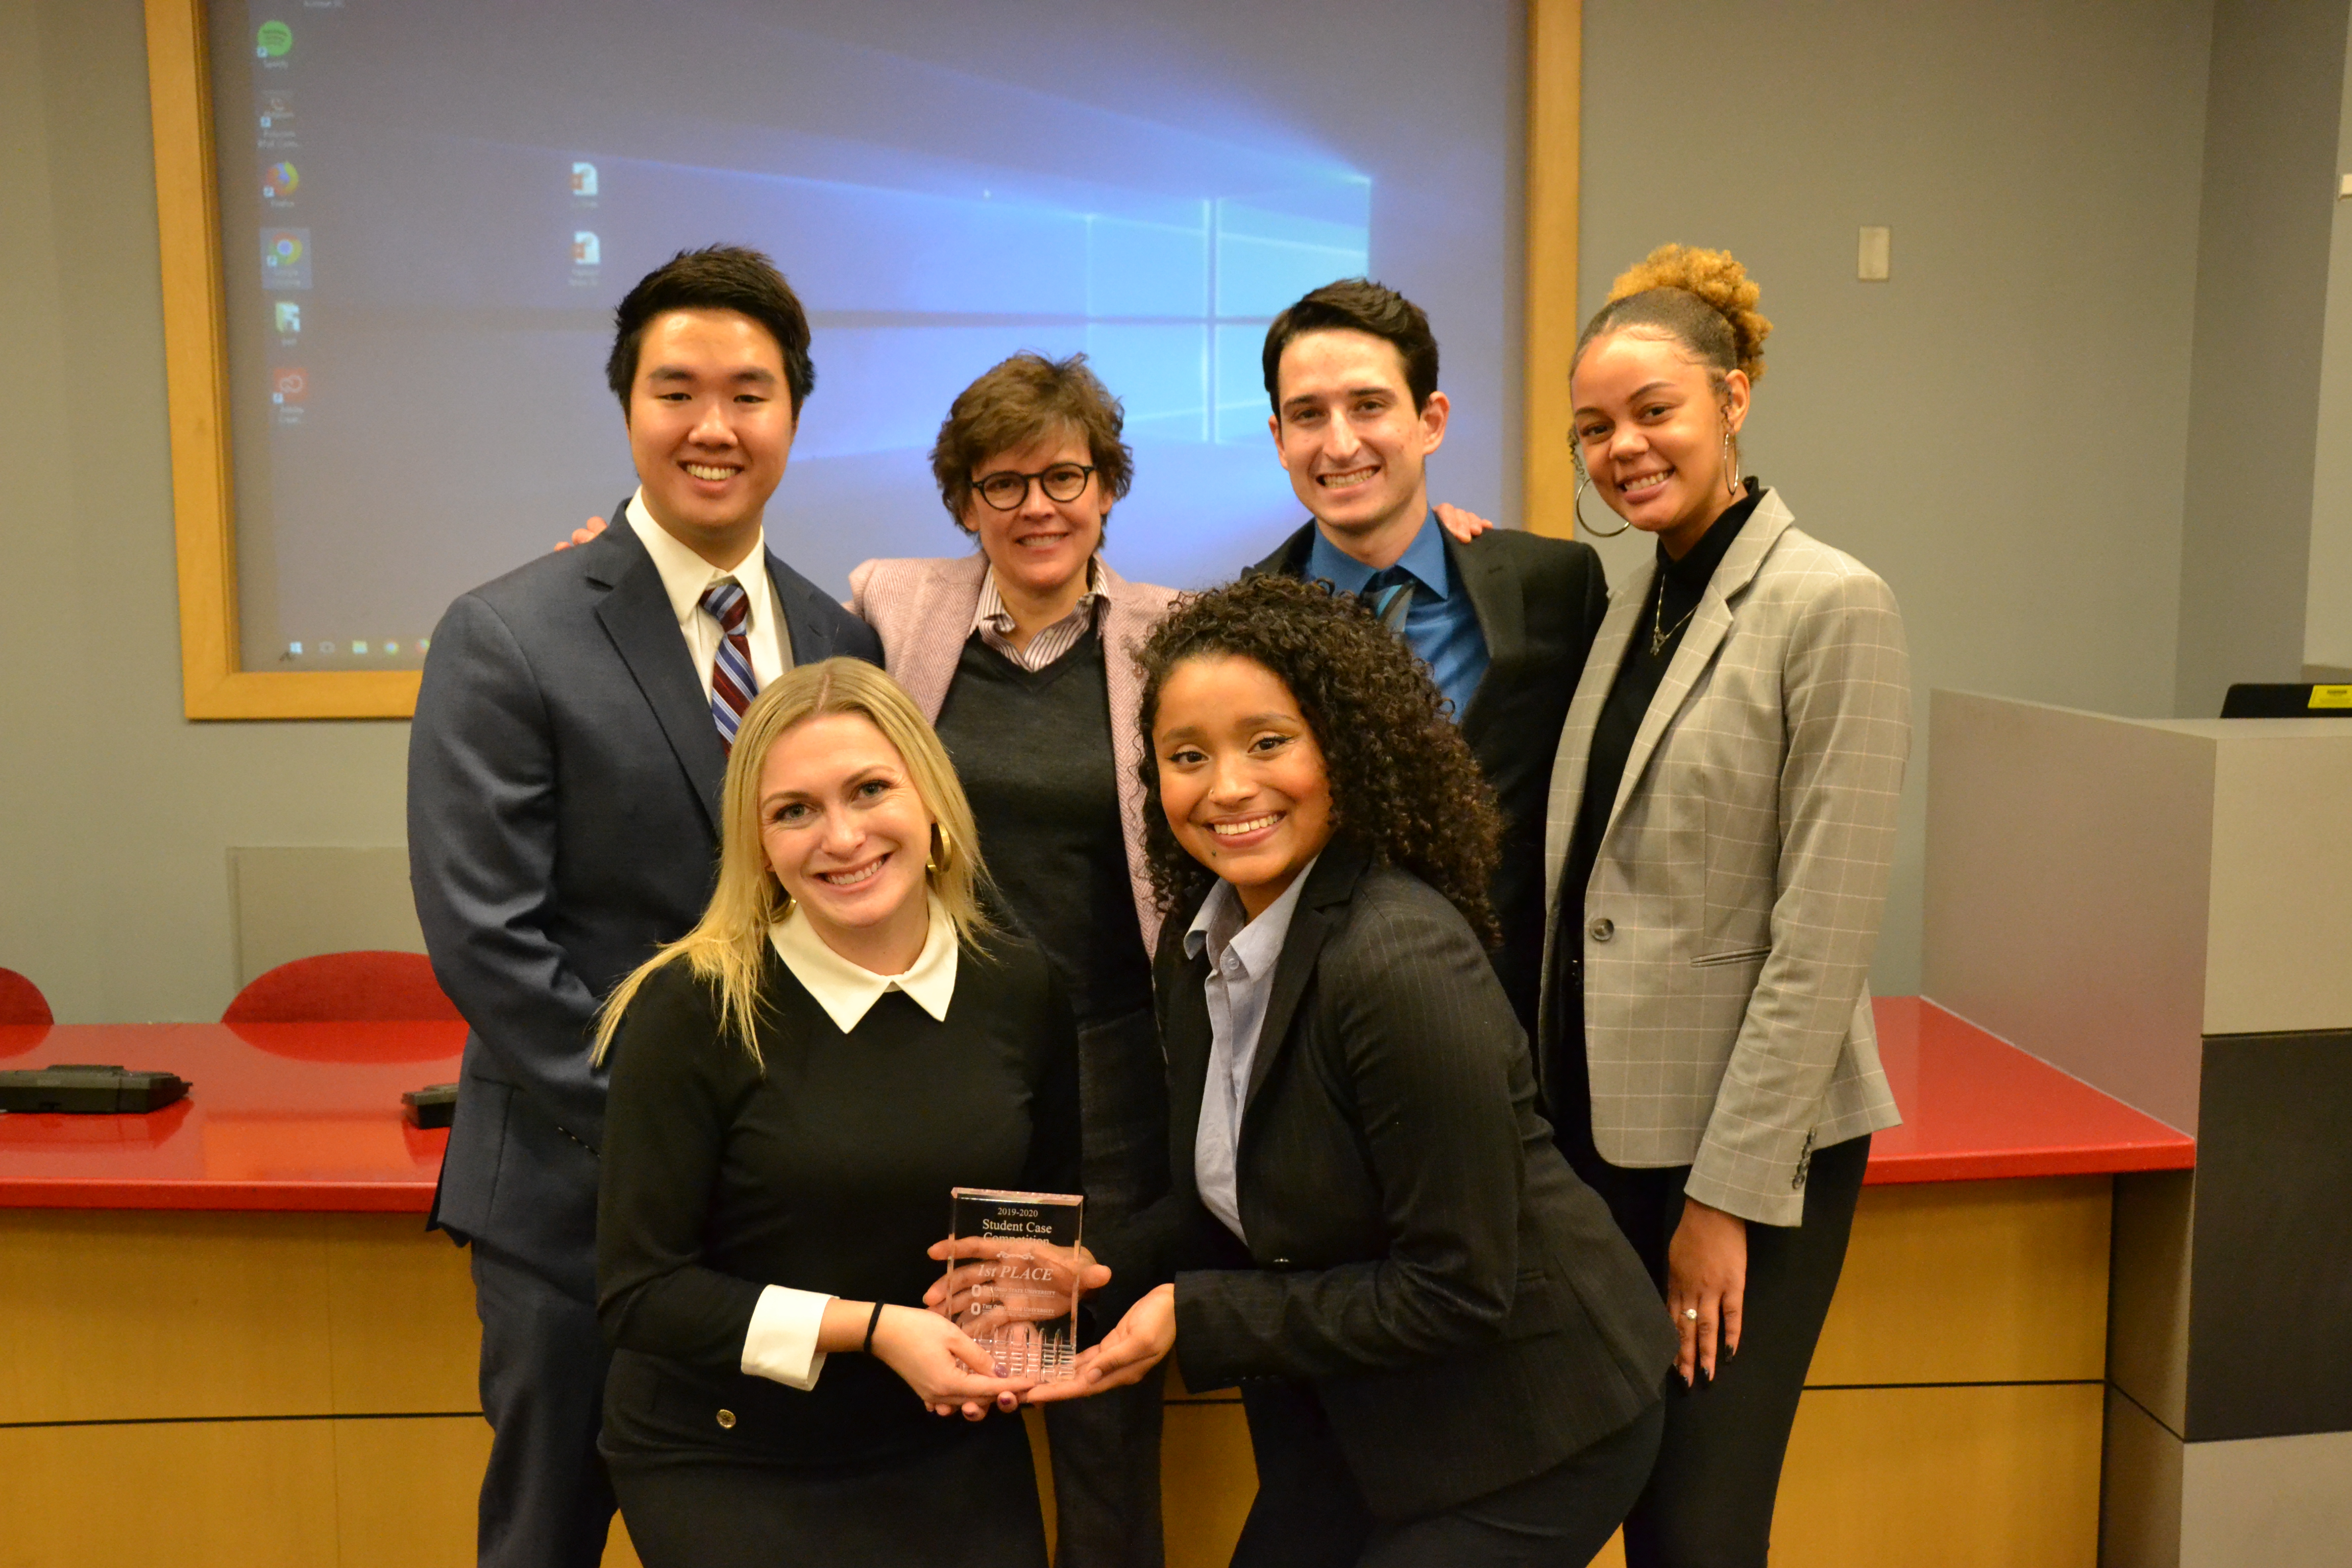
(1025, 575), (1674, 1567)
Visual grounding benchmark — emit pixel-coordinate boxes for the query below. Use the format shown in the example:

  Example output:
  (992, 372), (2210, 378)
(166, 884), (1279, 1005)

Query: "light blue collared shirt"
(1305, 513), (1491, 721)
(1185, 860), (1319, 1244)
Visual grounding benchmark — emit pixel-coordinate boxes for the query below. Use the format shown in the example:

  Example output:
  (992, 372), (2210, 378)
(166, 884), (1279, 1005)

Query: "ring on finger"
(1683, 1307), (1699, 1321)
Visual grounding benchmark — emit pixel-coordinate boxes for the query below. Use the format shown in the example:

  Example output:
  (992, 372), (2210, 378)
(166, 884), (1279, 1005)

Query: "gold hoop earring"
(1573, 454), (1631, 538)
(1721, 424), (1741, 496)
(927, 823), (951, 875)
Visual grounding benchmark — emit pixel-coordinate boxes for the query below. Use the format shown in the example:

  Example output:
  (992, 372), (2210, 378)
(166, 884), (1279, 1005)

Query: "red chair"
(0, 968), (54, 1026)
(222, 950), (463, 1023)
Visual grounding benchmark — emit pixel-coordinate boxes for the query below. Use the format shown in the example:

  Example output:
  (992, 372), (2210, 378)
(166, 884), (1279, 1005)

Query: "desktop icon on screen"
(275, 301), (301, 337)
(261, 228), (312, 289)
(572, 231), (601, 267)
(256, 20), (291, 59)
(288, 642), (303, 656)
(571, 162), (599, 198)
(272, 368), (309, 405)
(352, 641), (369, 655)
(262, 162), (300, 202)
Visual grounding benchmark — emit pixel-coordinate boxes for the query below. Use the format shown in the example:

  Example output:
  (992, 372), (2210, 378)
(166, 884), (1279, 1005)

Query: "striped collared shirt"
(971, 557), (1104, 671)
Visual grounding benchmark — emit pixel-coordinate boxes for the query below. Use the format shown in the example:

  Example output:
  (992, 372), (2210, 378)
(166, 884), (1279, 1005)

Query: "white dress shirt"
(1184, 860), (1319, 1245)
(625, 488), (791, 697)
(736, 898), (960, 1390)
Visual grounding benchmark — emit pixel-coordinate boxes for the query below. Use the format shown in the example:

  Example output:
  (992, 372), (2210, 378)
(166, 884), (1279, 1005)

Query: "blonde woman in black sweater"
(593, 658), (1095, 1567)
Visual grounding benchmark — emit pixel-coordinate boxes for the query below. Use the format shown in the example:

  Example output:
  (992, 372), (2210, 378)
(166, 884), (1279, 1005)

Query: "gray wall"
(5, 0), (2346, 1018)
(2307, 23), (2352, 679)
(0, 0), (410, 1024)
(1580, 0), (2217, 993)
(2175, 0), (2352, 713)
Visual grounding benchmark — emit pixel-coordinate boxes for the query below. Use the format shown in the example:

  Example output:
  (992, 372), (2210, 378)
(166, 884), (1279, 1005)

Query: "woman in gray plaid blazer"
(1537, 247), (1911, 1566)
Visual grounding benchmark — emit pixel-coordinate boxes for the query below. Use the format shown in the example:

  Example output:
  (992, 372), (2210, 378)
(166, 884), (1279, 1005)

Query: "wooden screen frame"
(144, 0), (1580, 720)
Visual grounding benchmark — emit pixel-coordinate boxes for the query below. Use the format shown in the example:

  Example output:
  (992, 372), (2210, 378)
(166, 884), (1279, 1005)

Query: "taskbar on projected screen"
(270, 638), (431, 672)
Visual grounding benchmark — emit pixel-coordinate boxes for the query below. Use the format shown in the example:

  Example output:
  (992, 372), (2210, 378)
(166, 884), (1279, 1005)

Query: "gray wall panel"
(2174, 0), (2352, 716)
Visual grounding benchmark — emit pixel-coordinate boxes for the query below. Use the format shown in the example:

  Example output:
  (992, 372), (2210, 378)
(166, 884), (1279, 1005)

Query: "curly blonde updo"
(1574, 243), (1772, 388)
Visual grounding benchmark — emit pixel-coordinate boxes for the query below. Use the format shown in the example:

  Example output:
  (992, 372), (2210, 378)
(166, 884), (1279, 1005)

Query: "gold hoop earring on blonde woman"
(927, 822), (952, 876)
(1572, 451), (1631, 538)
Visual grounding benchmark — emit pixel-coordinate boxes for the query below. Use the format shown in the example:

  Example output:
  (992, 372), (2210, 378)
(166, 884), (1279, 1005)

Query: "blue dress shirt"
(1184, 860), (1319, 1244)
(1305, 513), (1491, 721)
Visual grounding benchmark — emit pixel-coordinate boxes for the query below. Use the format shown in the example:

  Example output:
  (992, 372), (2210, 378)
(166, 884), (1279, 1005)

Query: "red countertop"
(0, 1000), (2192, 1212)
(0, 1021), (460, 1212)
(1863, 996), (2194, 1184)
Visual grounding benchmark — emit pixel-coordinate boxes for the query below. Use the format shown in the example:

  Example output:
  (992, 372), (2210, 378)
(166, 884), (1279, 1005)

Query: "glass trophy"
(945, 1187), (1084, 1381)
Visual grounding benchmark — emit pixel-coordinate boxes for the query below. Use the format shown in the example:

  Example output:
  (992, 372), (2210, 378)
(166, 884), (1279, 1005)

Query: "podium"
(1923, 693), (2352, 1567)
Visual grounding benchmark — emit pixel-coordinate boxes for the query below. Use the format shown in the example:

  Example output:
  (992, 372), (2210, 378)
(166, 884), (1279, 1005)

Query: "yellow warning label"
(2311, 685), (2352, 709)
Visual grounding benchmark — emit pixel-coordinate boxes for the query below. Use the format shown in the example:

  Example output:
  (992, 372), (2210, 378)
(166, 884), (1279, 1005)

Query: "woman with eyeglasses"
(845, 351), (1177, 1568)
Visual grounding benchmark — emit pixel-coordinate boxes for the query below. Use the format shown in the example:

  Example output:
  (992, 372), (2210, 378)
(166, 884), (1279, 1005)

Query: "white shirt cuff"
(741, 1285), (833, 1389)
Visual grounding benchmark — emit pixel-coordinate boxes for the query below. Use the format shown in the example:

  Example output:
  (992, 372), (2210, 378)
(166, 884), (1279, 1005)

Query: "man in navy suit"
(408, 246), (880, 1567)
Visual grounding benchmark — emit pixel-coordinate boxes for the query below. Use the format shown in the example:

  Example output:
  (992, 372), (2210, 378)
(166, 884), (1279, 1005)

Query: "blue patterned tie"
(1364, 567), (1415, 635)
(699, 578), (757, 752)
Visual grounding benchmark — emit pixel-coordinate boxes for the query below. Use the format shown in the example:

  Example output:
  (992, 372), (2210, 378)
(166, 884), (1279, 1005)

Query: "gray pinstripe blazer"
(1538, 490), (1909, 1227)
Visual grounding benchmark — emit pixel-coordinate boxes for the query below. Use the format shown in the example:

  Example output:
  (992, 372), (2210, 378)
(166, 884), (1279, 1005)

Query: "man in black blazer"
(408, 247), (879, 1568)
(1246, 280), (1610, 1030)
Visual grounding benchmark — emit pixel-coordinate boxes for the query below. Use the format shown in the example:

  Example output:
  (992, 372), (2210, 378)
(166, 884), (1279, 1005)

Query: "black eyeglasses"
(973, 463), (1095, 510)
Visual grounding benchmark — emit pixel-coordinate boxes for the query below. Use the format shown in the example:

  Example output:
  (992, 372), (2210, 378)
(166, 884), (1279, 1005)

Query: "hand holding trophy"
(925, 1189), (1109, 1395)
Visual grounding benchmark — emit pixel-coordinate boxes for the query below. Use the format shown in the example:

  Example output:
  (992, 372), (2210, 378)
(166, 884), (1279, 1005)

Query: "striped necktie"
(699, 578), (757, 752)
(1364, 567), (1415, 635)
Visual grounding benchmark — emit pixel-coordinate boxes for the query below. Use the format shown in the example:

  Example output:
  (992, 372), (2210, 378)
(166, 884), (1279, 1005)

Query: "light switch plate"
(2340, 173), (2352, 199)
(1858, 226), (1892, 281)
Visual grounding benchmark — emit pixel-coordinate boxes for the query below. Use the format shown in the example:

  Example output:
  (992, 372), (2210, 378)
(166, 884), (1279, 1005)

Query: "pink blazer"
(848, 551), (1179, 954)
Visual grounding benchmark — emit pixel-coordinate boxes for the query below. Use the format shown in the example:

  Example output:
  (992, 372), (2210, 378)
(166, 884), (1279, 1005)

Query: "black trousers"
(472, 1241), (618, 1568)
(609, 1416), (1046, 1568)
(1559, 1133), (1871, 1568)
(1045, 1004), (1169, 1568)
(1230, 1379), (1662, 1568)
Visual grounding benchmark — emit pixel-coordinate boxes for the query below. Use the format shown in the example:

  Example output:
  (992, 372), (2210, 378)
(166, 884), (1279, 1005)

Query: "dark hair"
(1135, 574), (1501, 944)
(605, 246), (816, 414)
(1571, 243), (1771, 390)
(929, 353), (1135, 529)
(1260, 279), (1440, 415)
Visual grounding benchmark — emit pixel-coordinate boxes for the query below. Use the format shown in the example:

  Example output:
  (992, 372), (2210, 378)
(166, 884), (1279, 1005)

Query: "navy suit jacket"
(408, 510), (880, 1297)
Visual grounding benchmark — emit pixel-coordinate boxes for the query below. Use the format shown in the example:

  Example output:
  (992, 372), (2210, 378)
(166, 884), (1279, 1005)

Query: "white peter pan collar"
(768, 896), (959, 1033)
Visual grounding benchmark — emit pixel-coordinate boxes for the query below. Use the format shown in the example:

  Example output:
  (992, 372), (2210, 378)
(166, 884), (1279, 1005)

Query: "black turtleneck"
(1547, 478), (1765, 1151)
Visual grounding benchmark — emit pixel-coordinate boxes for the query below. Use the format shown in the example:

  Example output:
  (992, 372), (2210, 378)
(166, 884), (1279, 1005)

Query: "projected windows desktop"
(210, 2), (1517, 673)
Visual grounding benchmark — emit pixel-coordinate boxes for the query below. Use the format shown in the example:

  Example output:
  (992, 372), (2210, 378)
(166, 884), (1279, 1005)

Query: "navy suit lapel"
(587, 516), (726, 834)
(765, 548), (840, 666)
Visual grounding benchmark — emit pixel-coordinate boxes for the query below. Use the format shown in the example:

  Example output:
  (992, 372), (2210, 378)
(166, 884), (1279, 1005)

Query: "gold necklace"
(1649, 572), (1698, 658)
